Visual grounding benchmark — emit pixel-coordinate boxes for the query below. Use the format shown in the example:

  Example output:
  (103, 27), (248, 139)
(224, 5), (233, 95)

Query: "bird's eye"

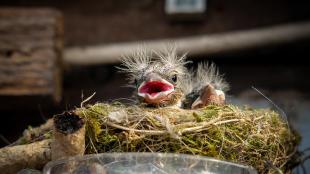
(171, 74), (177, 82)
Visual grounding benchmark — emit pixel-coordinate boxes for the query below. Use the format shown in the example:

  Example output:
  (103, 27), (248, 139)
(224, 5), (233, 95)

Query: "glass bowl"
(43, 152), (257, 174)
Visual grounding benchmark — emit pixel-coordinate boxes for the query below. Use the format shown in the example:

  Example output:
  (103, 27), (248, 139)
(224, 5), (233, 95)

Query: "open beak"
(137, 79), (174, 104)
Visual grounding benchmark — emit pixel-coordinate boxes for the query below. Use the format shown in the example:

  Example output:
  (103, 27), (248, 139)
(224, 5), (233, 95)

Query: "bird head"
(118, 47), (190, 107)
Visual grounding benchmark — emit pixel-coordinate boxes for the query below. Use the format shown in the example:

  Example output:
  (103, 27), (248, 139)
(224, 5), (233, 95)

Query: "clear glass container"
(43, 153), (257, 174)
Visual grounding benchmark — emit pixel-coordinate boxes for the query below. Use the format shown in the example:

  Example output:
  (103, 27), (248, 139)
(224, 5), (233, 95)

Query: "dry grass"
(76, 103), (300, 174)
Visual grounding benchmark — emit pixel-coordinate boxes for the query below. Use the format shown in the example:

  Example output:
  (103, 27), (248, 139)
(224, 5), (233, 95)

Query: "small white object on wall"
(165, 0), (206, 15)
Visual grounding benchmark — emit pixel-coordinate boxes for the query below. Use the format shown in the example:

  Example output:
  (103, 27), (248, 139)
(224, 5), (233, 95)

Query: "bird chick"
(118, 47), (229, 109)
(185, 63), (229, 109)
(118, 47), (189, 107)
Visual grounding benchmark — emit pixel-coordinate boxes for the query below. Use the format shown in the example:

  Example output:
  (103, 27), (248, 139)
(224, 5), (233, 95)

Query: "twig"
(181, 118), (242, 134)
(106, 121), (166, 135)
(0, 135), (10, 145)
(81, 92), (96, 108)
(105, 118), (243, 136)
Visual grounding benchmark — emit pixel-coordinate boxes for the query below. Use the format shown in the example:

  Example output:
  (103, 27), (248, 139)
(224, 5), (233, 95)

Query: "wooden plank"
(0, 8), (63, 102)
(64, 21), (310, 65)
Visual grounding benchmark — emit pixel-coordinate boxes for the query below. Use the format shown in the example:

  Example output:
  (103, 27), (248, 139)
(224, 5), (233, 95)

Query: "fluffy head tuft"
(193, 62), (229, 92)
(117, 47), (152, 84)
(153, 45), (190, 75)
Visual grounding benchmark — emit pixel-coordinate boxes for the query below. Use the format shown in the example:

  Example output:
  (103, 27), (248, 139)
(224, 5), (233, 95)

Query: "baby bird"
(118, 47), (229, 109)
(184, 62), (229, 109)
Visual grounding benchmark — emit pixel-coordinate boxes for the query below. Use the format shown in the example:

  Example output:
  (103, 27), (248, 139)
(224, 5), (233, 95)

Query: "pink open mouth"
(139, 81), (173, 96)
(138, 80), (174, 103)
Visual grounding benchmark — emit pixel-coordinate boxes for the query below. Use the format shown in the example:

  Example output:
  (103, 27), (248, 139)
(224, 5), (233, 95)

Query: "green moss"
(182, 135), (198, 146)
(192, 112), (203, 122)
(18, 137), (29, 145)
(75, 103), (300, 174)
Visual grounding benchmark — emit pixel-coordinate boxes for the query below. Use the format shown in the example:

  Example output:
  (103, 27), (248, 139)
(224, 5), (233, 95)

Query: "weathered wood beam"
(0, 8), (63, 102)
(64, 21), (310, 65)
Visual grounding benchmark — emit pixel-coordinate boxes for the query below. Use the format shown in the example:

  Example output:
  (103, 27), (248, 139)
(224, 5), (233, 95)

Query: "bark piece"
(11, 119), (53, 146)
(0, 111), (86, 173)
(51, 111), (85, 161)
(0, 139), (52, 174)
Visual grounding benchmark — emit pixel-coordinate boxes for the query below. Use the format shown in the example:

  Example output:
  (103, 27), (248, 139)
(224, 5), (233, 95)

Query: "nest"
(76, 103), (300, 174)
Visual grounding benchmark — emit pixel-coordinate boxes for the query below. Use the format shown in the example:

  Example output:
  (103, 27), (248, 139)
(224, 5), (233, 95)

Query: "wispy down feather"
(193, 62), (229, 92)
(153, 46), (190, 75)
(117, 47), (152, 83)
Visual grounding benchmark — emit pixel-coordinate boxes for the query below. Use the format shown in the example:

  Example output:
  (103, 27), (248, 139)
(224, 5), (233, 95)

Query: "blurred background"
(0, 0), (310, 172)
